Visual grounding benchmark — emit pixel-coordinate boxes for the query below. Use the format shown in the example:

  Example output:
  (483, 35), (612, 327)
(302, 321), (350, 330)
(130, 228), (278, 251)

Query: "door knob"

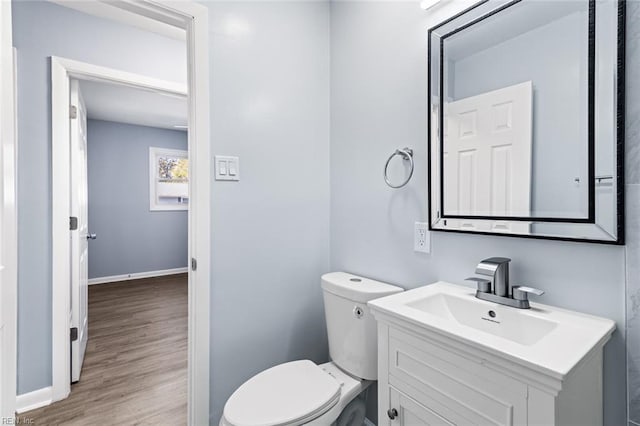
(86, 233), (97, 240)
(387, 408), (398, 420)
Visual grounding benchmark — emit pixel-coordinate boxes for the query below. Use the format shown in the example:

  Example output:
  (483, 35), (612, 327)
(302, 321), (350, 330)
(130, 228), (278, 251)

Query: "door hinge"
(70, 216), (78, 230)
(70, 327), (78, 342)
(191, 257), (197, 271)
(69, 105), (77, 119)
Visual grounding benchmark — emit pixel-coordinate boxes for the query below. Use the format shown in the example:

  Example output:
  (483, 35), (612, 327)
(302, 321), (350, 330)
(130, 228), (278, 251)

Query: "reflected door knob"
(86, 233), (97, 240)
(387, 408), (398, 420)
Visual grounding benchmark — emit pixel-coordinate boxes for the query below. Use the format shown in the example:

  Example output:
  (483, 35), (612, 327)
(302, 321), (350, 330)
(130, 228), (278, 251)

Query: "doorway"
(50, 55), (209, 421)
(66, 74), (190, 387)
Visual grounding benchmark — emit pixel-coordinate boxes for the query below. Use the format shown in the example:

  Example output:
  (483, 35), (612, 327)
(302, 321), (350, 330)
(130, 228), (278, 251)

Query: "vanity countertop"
(368, 282), (616, 379)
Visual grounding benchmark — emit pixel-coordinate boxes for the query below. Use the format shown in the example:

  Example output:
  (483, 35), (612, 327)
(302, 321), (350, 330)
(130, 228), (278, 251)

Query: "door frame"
(0, 0), (18, 420)
(50, 2), (210, 424)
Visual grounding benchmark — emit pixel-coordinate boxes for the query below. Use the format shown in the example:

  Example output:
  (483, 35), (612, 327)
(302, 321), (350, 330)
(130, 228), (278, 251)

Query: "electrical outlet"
(414, 222), (430, 254)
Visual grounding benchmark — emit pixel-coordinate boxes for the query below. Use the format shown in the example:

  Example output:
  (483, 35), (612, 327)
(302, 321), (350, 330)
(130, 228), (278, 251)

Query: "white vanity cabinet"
(374, 320), (607, 426)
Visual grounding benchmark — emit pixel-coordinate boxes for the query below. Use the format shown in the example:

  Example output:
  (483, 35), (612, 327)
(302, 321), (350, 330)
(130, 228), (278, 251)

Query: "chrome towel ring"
(384, 147), (414, 188)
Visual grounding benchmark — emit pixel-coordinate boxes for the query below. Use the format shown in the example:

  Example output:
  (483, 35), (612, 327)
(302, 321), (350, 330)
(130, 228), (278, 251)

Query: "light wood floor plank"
(23, 274), (188, 425)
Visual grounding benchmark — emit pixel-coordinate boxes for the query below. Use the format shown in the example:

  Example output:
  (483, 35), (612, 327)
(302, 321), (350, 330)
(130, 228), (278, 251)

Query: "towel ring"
(384, 147), (414, 189)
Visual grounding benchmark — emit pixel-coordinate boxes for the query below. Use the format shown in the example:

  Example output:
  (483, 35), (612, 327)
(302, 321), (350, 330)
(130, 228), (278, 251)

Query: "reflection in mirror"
(443, 1), (590, 220)
(428, 0), (624, 243)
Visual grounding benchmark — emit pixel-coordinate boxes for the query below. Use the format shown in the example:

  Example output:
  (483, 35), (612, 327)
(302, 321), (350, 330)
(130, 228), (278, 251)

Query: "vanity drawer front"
(388, 327), (528, 426)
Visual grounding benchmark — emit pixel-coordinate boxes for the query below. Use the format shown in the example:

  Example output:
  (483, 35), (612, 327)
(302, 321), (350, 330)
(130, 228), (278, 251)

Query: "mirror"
(428, 0), (625, 244)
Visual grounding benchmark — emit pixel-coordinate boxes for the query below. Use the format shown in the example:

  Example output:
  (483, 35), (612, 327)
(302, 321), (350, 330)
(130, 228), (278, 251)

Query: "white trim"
(181, 3), (212, 424)
(51, 57), (72, 403)
(88, 267), (188, 285)
(15, 387), (53, 414)
(50, 2), (211, 424)
(0, 1), (18, 419)
(52, 57), (187, 96)
(364, 418), (376, 426)
(47, 1), (186, 41)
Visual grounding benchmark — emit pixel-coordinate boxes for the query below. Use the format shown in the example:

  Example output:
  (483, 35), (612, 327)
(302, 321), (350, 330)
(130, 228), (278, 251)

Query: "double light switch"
(215, 155), (240, 181)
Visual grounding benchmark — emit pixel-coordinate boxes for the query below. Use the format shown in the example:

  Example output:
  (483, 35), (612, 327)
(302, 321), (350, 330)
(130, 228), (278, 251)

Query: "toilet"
(220, 272), (403, 426)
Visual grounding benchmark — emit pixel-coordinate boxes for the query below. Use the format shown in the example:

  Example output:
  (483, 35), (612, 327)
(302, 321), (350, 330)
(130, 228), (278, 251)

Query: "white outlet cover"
(414, 222), (430, 254)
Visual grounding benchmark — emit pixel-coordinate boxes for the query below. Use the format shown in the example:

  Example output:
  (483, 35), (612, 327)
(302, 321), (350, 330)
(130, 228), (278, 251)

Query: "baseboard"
(364, 418), (376, 426)
(16, 386), (53, 413)
(88, 267), (188, 285)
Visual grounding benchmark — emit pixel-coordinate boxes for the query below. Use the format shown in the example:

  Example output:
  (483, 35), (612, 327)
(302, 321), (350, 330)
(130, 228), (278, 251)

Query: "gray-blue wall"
(329, 2), (628, 424)
(12, 0), (186, 395)
(206, 1), (331, 423)
(87, 120), (187, 279)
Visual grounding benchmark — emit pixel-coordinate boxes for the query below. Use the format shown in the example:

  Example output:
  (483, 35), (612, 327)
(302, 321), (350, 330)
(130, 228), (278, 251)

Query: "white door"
(70, 80), (89, 383)
(443, 81), (532, 233)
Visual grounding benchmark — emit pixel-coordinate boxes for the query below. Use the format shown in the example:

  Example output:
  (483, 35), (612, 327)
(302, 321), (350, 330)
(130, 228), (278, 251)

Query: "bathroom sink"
(368, 282), (615, 378)
(406, 292), (558, 346)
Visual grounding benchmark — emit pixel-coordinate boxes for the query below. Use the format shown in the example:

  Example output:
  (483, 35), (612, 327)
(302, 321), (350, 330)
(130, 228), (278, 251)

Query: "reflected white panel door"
(70, 80), (89, 382)
(444, 81), (532, 233)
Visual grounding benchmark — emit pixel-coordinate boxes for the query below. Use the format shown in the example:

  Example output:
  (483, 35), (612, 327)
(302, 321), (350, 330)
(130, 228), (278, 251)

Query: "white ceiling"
(79, 80), (188, 131)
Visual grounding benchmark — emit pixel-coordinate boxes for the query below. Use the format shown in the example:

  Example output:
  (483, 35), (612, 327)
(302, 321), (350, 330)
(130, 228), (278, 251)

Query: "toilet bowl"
(220, 272), (403, 426)
(219, 361), (370, 426)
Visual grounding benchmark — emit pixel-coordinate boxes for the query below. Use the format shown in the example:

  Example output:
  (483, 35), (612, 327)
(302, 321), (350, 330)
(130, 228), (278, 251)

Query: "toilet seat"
(222, 360), (341, 426)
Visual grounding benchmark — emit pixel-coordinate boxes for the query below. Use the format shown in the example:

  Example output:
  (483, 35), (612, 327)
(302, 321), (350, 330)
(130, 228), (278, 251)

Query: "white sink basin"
(368, 282), (615, 378)
(406, 292), (558, 346)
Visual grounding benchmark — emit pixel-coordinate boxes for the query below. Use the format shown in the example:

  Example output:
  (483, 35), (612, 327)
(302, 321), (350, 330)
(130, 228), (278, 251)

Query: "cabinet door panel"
(389, 386), (455, 426)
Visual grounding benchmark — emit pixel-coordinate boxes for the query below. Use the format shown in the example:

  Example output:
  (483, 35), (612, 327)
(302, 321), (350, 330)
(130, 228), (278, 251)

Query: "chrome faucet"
(466, 257), (544, 309)
(476, 257), (511, 297)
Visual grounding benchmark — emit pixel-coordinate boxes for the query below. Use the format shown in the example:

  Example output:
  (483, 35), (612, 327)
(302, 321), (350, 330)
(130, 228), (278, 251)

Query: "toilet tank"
(321, 272), (403, 380)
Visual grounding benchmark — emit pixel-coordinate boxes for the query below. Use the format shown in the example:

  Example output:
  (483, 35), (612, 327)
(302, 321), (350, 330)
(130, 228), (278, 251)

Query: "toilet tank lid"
(321, 272), (403, 303)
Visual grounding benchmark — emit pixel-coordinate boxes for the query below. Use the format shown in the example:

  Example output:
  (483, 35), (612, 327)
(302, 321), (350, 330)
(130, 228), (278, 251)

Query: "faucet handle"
(512, 286), (544, 301)
(465, 277), (492, 293)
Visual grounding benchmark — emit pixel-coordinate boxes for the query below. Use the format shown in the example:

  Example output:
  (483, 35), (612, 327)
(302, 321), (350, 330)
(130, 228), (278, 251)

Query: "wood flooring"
(23, 274), (188, 425)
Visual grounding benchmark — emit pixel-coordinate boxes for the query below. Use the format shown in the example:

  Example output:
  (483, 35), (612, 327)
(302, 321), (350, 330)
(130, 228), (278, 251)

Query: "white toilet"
(220, 272), (403, 426)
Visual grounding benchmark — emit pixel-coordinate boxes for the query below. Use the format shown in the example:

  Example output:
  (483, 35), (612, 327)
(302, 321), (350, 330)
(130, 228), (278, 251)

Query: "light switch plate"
(215, 155), (240, 181)
(414, 222), (430, 254)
